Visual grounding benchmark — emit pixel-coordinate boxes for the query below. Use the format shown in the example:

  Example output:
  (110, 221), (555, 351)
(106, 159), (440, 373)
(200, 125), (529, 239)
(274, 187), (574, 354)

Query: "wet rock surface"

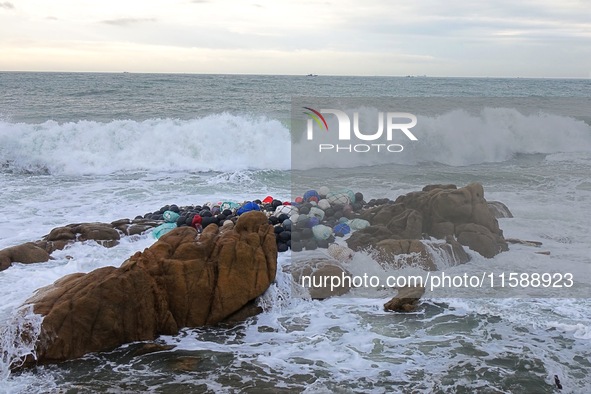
(355, 183), (508, 258)
(384, 286), (426, 312)
(24, 211), (277, 364)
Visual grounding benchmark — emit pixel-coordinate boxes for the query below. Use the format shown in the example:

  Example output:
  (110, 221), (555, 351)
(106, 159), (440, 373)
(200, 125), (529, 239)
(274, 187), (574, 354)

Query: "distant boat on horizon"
(306, 73), (318, 77)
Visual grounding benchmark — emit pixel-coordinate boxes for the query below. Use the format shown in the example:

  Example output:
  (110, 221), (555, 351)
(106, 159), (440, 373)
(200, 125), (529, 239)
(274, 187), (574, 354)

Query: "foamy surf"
(0, 114), (291, 175)
(1, 73), (590, 392)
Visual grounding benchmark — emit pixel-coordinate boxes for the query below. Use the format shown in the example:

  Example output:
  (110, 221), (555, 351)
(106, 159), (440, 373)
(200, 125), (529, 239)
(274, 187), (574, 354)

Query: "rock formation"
(0, 219), (161, 272)
(24, 211), (277, 364)
(373, 236), (469, 271)
(0, 243), (51, 271)
(289, 258), (352, 299)
(355, 183), (508, 258)
(487, 201), (514, 218)
(384, 286), (426, 312)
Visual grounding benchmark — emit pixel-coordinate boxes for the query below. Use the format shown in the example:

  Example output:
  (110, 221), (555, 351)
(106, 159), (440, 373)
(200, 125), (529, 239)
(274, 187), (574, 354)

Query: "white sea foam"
(0, 306), (43, 381)
(0, 124), (590, 391)
(0, 114), (291, 175)
(2, 108), (590, 175)
(547, 322), (591, 339)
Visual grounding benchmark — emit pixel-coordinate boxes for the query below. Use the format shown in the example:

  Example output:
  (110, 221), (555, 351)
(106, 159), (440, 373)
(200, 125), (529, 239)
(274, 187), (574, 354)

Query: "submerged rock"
(384, 286), (426, 312)
(0, 243), (51, 271)
(506, 238), (542, 247)
(487, 201), (514, 219)
(23, 211), (277, 364)
(289, 258), (352, 300)
(45, 222), (121, 248)
(0, 219), (163, 272)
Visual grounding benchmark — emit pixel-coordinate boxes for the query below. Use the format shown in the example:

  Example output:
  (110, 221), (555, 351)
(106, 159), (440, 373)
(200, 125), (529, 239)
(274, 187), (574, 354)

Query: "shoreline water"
(1, 174), (590, 392)
(1, 73), (590, 392)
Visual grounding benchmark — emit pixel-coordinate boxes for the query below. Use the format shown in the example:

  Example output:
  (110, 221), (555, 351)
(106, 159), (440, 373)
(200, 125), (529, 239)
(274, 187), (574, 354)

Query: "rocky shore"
(0, 182), (518, 366)
(25, 211), (276, 364)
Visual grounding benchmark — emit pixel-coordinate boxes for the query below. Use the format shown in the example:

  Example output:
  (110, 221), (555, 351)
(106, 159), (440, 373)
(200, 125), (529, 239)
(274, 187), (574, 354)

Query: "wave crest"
(0, 114), (292, 175)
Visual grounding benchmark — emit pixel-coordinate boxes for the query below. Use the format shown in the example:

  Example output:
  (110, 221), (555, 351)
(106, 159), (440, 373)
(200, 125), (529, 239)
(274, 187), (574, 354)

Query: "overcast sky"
(0, 0), (589, 77)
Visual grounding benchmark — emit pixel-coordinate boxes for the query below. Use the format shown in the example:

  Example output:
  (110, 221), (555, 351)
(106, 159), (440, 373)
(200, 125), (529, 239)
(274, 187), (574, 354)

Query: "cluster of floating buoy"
(143, 187), (379, 252)
(268, 188), (370, 252)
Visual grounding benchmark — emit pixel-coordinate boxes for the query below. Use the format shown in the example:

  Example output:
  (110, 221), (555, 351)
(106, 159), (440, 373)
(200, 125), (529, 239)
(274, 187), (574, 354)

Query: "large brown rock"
(360, 203), (405, 225)
(0, 219), (162, 272)
(374, 239), (431, 268)
(355, 183), (507, 258)
(44, 222), (121, 248)
(0, 242), (51, 271)
(456, 223), (501, 258)
(385, 209), (423, 239)
(24, 211), (277, 364)
(373, 237), (469, 271)
(346, 225), (397, 251)
(289, 258), (352, 299)
(488, 201), (514, 219)
(111, 218), (162, 236)
(384, 286), (426, 312)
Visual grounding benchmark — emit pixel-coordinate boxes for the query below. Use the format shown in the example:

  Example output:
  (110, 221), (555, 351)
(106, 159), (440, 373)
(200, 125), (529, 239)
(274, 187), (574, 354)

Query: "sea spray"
(0, 305), (43, 381)
(422, 239), (473, 270)
(257, 253), (299, 313)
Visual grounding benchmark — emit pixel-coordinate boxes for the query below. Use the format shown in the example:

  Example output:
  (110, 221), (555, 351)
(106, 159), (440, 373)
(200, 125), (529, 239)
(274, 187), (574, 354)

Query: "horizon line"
(0, 70), (589, 80)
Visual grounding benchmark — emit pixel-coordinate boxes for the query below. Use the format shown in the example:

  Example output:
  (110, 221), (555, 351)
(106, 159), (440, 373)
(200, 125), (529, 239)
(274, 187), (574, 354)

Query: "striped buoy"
(326, 191), (350, 206)
(328, 244), (355, 262)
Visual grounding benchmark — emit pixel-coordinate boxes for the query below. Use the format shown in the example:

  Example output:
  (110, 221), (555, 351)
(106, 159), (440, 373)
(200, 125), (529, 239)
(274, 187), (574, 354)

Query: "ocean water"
(0, 73), (590, 393)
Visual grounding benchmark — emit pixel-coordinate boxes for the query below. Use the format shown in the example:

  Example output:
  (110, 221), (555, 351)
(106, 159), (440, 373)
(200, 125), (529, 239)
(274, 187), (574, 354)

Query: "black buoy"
(291, 231), (302, 242)
(299, 205), (311, 215)
(278, 230), (291, 242)
(200, 209), (213, 217)
(301, 228), (313, 239)
(201, 217), (218, 228)
(554, 375), (562, 390)
(305, 239), (318, 250)
(291, 241), (303, 252)
(317, 239), (329, 248)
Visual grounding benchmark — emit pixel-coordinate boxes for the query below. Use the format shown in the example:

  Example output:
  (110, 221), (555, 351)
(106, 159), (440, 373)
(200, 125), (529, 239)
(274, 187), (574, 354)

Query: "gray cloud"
(0, 2), (14, 9)
(101, 18), (157, 26)
(189, 0), (209, 3)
